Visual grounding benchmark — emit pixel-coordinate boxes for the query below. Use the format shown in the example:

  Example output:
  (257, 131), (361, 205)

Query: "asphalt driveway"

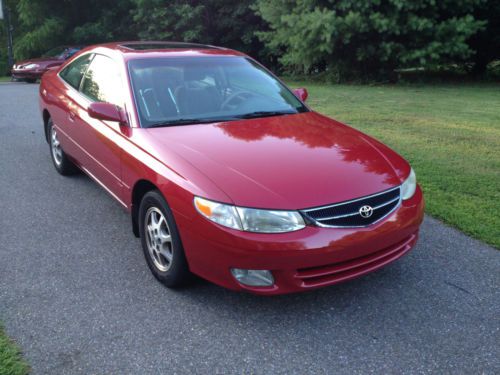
(0, 82), (499, 374)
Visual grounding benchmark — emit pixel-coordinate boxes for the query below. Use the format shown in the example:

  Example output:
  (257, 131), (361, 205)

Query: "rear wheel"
(139, 190), (191, 287)
(48, 118), (78, 175)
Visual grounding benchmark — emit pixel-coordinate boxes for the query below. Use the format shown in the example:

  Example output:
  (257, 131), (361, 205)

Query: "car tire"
(139, 190), (191, 287)
(25, 78), (37, 83)
(48, 118), (78, 175)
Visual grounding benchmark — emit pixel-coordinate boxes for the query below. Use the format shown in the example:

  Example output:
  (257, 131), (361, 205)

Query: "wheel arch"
(42, 109), (51, 143)
(131, 179), (160, 237)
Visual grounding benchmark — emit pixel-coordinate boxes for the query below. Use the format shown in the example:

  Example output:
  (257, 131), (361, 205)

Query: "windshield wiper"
(233, 110), (296, 120)
(148, 117), (235, 128)
(147, 111), (296, 128)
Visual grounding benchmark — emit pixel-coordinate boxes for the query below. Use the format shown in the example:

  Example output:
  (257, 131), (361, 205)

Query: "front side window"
(128, 56), (308, 128)
(80, 54), (124, 106)
(59, 54), (93, 90)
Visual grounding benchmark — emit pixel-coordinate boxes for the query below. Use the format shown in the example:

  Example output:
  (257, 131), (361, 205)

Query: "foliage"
(468, 0), (500, 75)
(255, 0), (489, 81)
(72, 1), (137, 45)
(0, 326), (29, 375)
(10, 0), (135, 60)
(1, 0), (499, 79)
(131, 0), (266, 61)
(0, 0), (20, 74)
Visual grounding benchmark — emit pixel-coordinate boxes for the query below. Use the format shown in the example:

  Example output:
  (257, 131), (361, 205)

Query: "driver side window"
(59, 54), (93, 90)
(80, 54), (124, 107)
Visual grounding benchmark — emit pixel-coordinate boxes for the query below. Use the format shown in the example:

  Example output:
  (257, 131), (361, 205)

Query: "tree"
(72, 0), (137, 45)
(131, 0), (266, 61)
(2, 0), (497, 79)
(0, 0), (22, 72)
(3, 0), (267, 72)
(12, 0), (135, 60)
(468, 0), (500, 75)
(254, 0), (487, 80)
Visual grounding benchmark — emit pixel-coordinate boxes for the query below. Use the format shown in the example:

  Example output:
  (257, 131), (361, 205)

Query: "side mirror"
(88, 102), (127, 125)
(293, 88), (308, 102)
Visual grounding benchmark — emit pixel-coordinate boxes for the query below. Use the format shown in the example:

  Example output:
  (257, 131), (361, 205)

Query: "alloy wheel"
(50, 126), (63, 166)
(145, 207), (173, 272)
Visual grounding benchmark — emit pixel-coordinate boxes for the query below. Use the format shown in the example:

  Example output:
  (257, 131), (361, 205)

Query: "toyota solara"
(39, 42), (424, 295)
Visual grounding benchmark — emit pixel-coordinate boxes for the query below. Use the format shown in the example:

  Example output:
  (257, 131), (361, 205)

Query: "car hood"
(140, 112), (410, 209)
(15, 57), (61, 68)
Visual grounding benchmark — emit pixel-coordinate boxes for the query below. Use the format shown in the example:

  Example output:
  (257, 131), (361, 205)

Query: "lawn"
(0, 326), (29, 375)
(287, 81), (500, 248)
(0, 76), (11, 82)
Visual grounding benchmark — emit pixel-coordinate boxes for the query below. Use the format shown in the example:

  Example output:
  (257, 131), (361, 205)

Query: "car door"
(53, 53), (94, 162)
(70, 54), (128, 205)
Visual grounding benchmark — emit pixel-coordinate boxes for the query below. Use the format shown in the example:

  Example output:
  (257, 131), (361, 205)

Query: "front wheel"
(48, 119), (78, 175)
(139, 190), (191, 287)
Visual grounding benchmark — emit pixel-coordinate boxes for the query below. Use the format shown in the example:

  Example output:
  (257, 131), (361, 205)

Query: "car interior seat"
(132, 67), (180, 123)
(175, 68), (222, 116)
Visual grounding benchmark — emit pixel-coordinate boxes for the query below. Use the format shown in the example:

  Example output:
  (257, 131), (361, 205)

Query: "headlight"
(401, 168), (417, 200)
(193, 197), (242, 230)
(236, 206), (305, 233)
(24, 63), (39, 69)
(194, 196), (305, 233)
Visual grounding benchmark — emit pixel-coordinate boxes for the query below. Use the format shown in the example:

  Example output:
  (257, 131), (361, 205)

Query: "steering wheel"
(220, 91), (256, 111)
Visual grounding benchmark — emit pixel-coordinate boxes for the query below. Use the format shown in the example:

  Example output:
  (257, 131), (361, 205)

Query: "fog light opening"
(230, 268), (274, 287)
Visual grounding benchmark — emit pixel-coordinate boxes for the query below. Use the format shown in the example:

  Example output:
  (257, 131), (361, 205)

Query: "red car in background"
(38, 42), (424, 295)
(12, 45), (82, 83)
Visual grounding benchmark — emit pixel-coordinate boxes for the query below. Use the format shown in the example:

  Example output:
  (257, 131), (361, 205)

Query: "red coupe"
(12, 46), (82, 83)
(39, 42), (424, 295)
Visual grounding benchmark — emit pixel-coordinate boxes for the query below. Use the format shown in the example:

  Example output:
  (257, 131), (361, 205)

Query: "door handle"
(68, 111), (76, 122)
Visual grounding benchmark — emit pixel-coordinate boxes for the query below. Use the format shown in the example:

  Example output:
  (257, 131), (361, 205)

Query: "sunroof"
(120, 42), (217, 51)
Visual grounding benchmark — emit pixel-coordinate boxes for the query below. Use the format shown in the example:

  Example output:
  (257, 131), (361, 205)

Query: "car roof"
(51, 45), (84, 50)
(120, 41), (219, 51)
(84, 41), (246, 61)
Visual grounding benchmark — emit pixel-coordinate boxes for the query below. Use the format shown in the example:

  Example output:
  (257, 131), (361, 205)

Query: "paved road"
(0, 82), (499, 374)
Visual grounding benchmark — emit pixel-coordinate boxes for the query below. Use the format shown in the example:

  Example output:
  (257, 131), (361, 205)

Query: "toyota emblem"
(359, 205), (373, 218)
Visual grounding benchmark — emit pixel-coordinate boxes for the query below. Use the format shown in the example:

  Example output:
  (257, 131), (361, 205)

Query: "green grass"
(0, 76), (11, 82)
(287, 81), (500, 248)
(0, 327), (29, 375)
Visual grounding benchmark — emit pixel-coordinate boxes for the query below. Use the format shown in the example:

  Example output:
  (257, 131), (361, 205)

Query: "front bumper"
(11, 69), (46, 80)
(176, 186), (424, 295)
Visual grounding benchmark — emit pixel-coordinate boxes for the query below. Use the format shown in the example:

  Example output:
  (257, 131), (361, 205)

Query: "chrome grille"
(302, 186), (401, 227)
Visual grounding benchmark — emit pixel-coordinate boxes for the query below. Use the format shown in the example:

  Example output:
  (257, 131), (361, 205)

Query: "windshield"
(42, 46), (67, 58)
(128, 56), (308, 128)
(42, 46), (80, 59)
